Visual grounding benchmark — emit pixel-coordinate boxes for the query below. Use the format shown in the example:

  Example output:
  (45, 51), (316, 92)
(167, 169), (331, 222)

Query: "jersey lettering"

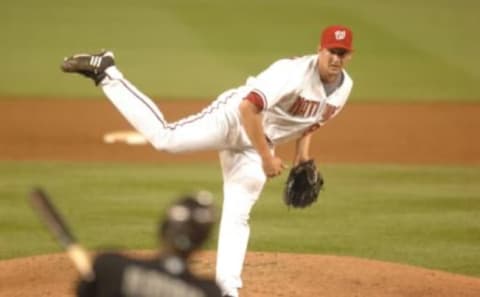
(302, 104), (339, 136)
(288, 96), (320, 118)
(122, 266), (206, 297)
(321, 104), (338, 122)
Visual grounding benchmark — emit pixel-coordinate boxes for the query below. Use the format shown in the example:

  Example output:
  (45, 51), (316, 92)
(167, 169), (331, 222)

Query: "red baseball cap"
(320, 25), (353, 51)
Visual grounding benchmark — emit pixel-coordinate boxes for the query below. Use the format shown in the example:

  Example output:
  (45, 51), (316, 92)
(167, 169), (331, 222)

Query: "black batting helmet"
(159, 191), (215, 255)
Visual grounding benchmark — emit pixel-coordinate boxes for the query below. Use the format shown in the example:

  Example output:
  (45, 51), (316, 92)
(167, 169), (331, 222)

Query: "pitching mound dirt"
(1, 251), (479, 297)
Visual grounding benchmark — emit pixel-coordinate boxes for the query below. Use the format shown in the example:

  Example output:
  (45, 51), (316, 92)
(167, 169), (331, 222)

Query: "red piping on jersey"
(118, 79), (234, 130)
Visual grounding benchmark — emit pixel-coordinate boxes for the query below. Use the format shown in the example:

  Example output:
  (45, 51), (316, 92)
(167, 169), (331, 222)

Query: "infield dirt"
(1, 99), (479, 297)
(1, 99), (479, 164)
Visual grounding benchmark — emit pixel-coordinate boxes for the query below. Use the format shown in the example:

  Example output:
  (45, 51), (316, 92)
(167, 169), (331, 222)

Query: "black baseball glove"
(283, 160), (324, 208)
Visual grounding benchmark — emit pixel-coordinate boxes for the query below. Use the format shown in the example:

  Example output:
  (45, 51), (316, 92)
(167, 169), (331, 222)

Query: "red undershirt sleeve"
(243, 91), (266, 112)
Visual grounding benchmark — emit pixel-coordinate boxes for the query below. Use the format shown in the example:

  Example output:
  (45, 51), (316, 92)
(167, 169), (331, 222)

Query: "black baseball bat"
(29, 187), (94, 280)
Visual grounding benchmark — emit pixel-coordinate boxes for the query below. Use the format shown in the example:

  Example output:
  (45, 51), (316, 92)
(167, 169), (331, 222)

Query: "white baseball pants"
(100, 67), (267, 297)
(216, 149), (266, 297)
(101, 67), (239, 153)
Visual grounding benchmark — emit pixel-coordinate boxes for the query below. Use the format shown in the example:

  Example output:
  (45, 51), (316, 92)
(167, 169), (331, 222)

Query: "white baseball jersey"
(215, 54), (353, 148)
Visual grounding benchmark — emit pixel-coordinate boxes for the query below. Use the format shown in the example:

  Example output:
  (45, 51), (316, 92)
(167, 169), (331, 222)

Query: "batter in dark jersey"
(77, 193), (222, 297)
(77, 253), (221, 297)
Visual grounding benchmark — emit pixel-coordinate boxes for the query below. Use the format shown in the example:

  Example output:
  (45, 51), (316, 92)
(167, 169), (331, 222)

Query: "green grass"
(1, 0), (479, 101)
(1, 161), (479, 277)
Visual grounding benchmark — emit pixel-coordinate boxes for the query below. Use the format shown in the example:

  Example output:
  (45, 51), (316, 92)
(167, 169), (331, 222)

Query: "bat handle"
(67, 244), (95, 281)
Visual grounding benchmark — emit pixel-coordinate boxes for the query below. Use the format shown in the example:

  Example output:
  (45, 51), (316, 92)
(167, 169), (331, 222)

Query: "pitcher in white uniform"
(61, 25), (355, 297)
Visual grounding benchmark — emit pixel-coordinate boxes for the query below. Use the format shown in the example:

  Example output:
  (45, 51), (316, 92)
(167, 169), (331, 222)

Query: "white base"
(103, 130), (148, 145)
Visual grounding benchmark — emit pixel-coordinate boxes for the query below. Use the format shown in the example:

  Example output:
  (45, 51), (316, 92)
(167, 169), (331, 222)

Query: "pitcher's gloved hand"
(283, 160), (324, 208)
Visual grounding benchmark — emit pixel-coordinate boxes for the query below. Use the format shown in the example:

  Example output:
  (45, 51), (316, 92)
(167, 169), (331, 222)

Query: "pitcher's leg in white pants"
(216, 149), (266, 297)
(99, 66), (235, 153)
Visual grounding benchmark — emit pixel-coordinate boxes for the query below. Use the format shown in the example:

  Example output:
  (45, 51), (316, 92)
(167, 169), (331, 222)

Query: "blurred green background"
(2, 0), (479, 101)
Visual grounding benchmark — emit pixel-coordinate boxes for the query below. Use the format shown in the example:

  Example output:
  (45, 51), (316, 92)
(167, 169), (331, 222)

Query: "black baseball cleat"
(61, 51), (115, 85)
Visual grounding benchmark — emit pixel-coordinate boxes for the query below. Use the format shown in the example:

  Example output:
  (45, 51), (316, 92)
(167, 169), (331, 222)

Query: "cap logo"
(334, 30), (346, 40)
